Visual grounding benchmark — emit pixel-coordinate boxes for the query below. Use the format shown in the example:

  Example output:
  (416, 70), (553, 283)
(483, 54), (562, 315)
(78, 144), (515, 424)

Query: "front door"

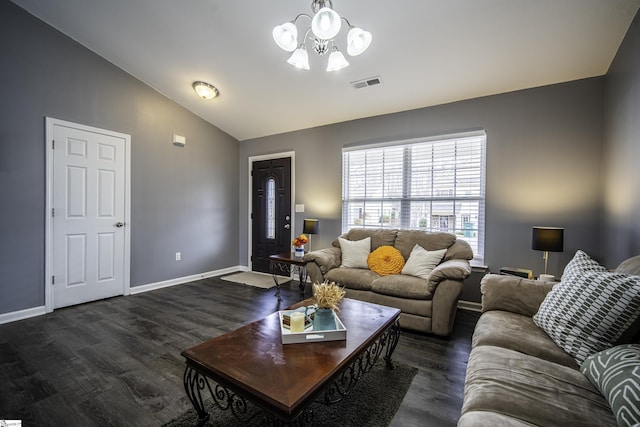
(252, 157), (292, 273)
(49, 119), (129, 309)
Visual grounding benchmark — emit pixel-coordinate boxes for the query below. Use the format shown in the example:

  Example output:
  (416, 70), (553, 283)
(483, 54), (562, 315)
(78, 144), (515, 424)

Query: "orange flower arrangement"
(367, 245), (405, 276)
(292, 234), (309, 248)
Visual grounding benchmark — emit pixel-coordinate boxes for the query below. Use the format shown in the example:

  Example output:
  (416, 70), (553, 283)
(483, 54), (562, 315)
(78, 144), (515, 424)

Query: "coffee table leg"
(383, 318), (401, 369)
(183, 366), (210, 426)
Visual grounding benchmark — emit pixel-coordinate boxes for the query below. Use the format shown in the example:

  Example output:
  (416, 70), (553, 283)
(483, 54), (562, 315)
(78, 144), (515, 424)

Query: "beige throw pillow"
(401, 245), (447, 279)
(339, 237), (371, 268)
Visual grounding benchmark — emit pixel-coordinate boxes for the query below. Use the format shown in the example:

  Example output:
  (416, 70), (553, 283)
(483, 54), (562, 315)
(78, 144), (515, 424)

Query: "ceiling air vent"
(351, 76), (382, 90)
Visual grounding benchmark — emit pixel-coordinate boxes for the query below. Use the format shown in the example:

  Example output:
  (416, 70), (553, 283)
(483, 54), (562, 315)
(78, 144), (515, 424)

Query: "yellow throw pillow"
(367, 246), (405, 276)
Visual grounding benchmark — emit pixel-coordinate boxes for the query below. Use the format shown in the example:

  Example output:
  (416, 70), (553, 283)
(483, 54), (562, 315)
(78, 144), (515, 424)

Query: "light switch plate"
(295, 204), (305, 212)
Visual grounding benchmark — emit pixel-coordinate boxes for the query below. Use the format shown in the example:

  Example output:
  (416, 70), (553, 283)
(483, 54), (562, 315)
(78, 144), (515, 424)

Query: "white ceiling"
(11, 0), (640, 141)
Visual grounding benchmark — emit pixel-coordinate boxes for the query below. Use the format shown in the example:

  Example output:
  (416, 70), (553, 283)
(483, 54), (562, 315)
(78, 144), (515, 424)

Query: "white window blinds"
(342, 132), (486, 262)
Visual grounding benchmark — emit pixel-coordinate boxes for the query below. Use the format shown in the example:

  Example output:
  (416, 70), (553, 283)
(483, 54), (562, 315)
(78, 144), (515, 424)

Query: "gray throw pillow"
(581, 344), (640, 426)
(534, 270), (640, 364)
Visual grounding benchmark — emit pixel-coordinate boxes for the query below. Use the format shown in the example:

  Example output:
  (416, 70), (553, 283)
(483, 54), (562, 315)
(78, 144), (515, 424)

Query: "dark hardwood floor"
(0, 276), (479, 426)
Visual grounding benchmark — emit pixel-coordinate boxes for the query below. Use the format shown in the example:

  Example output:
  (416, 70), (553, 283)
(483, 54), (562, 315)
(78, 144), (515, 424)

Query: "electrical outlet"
(175, 252), (181, 261)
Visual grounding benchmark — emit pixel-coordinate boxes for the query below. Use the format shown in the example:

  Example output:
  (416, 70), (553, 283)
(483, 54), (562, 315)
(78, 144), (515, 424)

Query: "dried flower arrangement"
(292, 234), (309, 248)
(313, 281), (346, 311)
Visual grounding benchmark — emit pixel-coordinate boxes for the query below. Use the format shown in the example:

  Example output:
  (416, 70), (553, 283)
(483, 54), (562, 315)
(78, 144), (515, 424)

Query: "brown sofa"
(459, 255), (640, 426)
(303, 228), (473, 336)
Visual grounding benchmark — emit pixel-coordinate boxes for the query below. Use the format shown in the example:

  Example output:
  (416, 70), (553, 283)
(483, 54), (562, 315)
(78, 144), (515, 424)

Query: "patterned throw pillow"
(367, 246), (405, 276)
(533, 270), (640, 364)
(581, 344), (640, 426)
(561, 249), (607, 282)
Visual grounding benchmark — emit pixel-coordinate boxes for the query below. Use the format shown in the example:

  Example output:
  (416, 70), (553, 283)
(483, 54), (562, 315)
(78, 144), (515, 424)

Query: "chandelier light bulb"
(347, 27), (372, 56)
(287, 46), (310, 70)
(273, 22), (298, 52)
(326, 46), (349, 72)
(311, 7), (341, 40)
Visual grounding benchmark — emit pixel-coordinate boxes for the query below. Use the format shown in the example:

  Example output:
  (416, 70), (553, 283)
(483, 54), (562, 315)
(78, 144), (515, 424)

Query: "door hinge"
(251, 212), (253, 220)
(52, 140), (55, 149)
(51, 275), (55, 285)
(51, 208), (55, 217)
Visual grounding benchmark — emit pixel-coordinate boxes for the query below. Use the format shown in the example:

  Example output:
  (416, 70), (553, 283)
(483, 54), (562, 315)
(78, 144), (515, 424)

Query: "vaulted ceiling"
(11, 0), (640, 141)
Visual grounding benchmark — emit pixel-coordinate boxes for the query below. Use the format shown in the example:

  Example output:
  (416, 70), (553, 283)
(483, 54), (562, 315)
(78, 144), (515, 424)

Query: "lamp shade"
(287, 46), (310, 69)
(326, 47), (349, 71)
(531, 227), (564, 252)
(303, 219), (319, 235)
(347, 27), (372, 56)
(273, 22), (298, 52)
(311, 6), (341, 40)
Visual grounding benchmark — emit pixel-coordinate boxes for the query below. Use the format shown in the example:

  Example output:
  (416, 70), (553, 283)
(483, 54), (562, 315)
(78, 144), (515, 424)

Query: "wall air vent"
(351, 76), (382, 90)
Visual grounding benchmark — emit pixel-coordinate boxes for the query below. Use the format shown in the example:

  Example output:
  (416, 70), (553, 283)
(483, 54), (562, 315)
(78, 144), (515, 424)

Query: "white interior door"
(48, 119), (130, 309)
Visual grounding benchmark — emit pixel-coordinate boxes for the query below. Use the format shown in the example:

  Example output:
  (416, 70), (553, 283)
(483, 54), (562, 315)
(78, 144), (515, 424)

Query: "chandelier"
(272, 0), (372, 72)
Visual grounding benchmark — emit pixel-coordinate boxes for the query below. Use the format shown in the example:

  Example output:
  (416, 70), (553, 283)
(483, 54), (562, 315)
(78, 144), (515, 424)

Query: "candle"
(290, 312), (305, 333)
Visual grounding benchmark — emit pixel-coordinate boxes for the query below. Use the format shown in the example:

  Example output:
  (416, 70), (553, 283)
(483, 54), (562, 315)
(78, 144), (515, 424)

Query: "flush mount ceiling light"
(272, 0), (372, 72)
(192, 81), (219, 99)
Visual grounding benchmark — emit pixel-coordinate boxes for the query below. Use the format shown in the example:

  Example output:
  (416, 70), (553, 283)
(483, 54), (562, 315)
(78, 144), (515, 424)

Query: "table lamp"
(303, 219), (319, 252)
(531, 226), (564, 278)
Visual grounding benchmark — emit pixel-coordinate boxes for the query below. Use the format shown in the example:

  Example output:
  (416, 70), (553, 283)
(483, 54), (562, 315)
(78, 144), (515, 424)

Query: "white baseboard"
(458, 300), (482, 312)
(0, 305), (47, 325)
(0, 266), (249, 325)
(129, 265), (247, 295)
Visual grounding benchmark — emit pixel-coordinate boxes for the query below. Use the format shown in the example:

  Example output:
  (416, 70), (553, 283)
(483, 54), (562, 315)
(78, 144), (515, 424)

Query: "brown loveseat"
(303, 228), (473, 336)
(459, 254), (640, 426)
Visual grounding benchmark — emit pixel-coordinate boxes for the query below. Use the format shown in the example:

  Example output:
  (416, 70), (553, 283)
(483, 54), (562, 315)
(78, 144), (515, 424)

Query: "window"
(342, 132), (486, 262)
(266, 177), (276, 239)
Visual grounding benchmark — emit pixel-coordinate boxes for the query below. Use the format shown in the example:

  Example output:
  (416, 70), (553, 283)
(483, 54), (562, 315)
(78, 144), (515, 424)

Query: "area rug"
(163, 361), (417, 427)
(220, 271), (289, 289)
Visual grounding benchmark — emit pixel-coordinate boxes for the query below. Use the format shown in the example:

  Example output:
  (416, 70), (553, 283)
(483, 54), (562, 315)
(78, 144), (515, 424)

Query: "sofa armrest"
(427, 259), (472, 293)
(431, 279), (464, 336)
(303, 247), (342, 284)
(480, 274), (555, 316)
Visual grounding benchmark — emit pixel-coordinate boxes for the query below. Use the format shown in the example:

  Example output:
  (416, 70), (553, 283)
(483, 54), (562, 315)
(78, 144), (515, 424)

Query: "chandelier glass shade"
(272, 0), (371, 72)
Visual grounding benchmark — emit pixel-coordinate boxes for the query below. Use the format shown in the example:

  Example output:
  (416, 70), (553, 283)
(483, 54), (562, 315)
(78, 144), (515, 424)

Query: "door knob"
(284, 224), (290, 229)
(115, 222), (125, 228)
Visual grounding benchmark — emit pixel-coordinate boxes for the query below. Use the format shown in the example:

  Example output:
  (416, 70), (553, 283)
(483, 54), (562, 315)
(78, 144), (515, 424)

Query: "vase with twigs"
(312, 281), (346, 331)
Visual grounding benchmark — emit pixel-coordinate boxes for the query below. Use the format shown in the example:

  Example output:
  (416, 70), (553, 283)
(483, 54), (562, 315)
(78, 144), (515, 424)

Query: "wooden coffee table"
(181, 298), (401, 425)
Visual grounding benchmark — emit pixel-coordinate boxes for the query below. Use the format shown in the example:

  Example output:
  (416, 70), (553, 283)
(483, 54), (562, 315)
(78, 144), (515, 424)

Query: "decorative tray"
(279, 307), (347, 344)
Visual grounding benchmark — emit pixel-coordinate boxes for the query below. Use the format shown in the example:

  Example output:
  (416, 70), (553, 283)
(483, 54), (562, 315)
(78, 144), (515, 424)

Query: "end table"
(268, 252), (308, 300)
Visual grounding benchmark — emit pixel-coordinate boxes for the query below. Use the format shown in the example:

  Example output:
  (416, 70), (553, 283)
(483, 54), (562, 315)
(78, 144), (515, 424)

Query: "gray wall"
(239, 78), (605, 280)
(0, 2), (239, 314)
(603, 10), (640, 265)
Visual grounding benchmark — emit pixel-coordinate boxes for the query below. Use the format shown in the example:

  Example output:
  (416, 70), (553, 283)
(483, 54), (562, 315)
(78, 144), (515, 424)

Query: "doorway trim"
(247, 151), (295, 270)
(44, 117), (131, 313)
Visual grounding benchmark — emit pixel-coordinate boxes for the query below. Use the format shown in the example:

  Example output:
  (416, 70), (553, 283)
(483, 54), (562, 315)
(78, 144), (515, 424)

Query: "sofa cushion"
(367, 246), (405, 276)
(338, 236), (370, 268)
(462, 345), (616, 426)
(335, 228), (397, 251)
(534, 269), (640, 364)
(581, 344), (640, 427)
(473, 310), (578, 368)
(324, 267), (379, 291)
(481, 274), (555, 317)
(394, 230), (455, 260)
(616, 255), (640, 276)
(370, 274), (432, 300)
(458, 411), (538, 427)
(401, 245), (446, 279)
